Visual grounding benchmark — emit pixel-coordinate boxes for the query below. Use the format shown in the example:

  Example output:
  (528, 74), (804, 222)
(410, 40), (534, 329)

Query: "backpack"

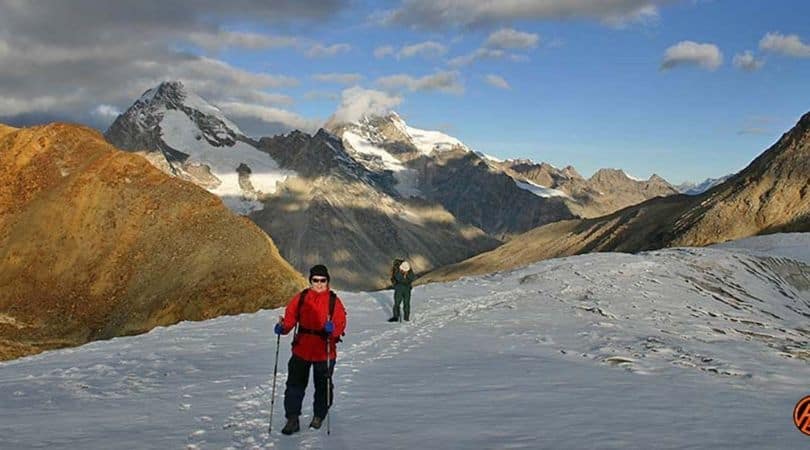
(292, 289), (342, 345)
(391, 258), (404, 285)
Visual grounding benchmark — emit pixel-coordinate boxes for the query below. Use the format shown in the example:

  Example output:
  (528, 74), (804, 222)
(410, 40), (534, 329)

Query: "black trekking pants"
(284, 354), (336, 419)
(393, 289), (411, 320)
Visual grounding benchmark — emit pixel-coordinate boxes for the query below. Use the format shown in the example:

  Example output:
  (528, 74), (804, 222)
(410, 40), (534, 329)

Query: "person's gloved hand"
(324, 321), (334, 334)
(274, 322), (284, 335)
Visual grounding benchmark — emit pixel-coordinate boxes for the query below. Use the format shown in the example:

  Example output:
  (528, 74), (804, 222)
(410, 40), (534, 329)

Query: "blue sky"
(0, 0), (808, 184)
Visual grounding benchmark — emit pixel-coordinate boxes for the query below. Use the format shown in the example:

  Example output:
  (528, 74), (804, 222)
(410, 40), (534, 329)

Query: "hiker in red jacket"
(274, 264), (347, 435)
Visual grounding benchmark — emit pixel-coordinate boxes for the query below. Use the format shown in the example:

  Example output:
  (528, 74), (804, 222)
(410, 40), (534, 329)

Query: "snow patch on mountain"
(159, 111), (294, 213)
(334, 113), (473, 198)
(677, 174), (733, 195)
(107, 81), (297, 214)
(514, 179), (570, 199)
(341, 128), (422, 197)
(403, 123), (467, 155)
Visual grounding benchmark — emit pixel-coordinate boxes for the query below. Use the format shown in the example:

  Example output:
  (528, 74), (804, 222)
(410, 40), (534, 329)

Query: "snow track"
(1, 234), (808, 449)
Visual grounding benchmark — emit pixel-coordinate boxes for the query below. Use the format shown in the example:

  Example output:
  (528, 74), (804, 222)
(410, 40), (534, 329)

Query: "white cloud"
(374, 45), (396, 59)
(312, 73), (364, 84)
(447, 48), (528, 67)
(0, 1), (341, 126)
(660, 41), (723, 71)
(92, 104), (121, 119)
(484, 74), (510, 90)
(306, 43), (352, 58)
(249, 91), (295, 106)
(187, 31), (300, 51)
(218, 102), (321, 134)
(759, 32), (810, 58)
(331, 87), (403, 124)
(398, 41), (448, 59)
(376, 71), (464, 94)
(380, 0), (669, 28)
(485, 28), (539, 49)
(732, 51), (764, 71)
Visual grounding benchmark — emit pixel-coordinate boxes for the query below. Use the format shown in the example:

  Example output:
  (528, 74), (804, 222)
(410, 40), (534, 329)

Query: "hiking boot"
(387, 316), (399, 322)
(281, 416), (300, 435)
(309, 416), (324, 429)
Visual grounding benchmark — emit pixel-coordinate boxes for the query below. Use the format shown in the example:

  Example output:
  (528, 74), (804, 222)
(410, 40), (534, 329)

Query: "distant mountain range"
(676, 175), (734, 195)
(106, 82), (501, 290)
(422, 111), (810, 283)
(488, 158), (679, 218)
(104, 81), (689, 289)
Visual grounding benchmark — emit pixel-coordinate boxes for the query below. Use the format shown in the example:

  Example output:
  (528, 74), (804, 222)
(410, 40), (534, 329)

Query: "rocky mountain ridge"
(491, 159), (680, 218)
(421, 111), (810, 283)
(106, 83), (500, 290)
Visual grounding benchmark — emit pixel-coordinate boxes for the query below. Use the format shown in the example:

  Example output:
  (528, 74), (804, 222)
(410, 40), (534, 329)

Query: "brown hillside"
(422, 111), (810, 284)
(0, 123), (305, 360)
(0, 124), (16, 139)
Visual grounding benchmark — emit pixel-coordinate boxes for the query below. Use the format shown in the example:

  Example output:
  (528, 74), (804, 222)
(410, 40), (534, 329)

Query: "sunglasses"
(311, 277), (328, 283)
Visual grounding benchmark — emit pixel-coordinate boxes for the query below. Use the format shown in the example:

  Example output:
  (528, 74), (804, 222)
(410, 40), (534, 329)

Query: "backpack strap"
(292, 288), (309, 347)
(328, 290), (336, 321)
(329, 291), (345, 342)
(296, 288), (309, 324)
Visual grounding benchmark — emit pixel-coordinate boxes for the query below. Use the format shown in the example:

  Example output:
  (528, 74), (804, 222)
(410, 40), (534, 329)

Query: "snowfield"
(160, 110), (295, 214)
(514, 179), (570, 199)
(1, 234), (808, 449)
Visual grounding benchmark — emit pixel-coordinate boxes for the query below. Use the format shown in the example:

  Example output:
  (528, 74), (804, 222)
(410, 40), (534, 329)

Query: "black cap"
(309, 264), (330, 282)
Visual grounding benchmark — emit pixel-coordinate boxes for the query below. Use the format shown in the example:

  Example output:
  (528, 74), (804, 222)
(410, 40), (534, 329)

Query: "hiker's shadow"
(368, 290), (393, 319)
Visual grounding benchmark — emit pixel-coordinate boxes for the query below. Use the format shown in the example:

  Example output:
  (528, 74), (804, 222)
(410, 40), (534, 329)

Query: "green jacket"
(393, 270), (415, 296)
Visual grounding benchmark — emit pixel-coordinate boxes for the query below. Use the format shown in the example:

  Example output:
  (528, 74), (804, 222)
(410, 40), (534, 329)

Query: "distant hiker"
(388, 260), (415, 322)
(274, 264), (347, 435)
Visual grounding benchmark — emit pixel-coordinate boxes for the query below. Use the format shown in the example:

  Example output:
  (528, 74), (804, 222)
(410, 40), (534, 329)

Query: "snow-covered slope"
(1, 234), (807, 449)
(336, 113), (469, 198)
(105, 81), (295, 214)
(329, 113), (577, 238)
(514, 178), (570, 199)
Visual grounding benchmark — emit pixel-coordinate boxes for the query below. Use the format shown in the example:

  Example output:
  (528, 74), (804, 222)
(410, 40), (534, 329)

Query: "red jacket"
(279, 289), (347, 362)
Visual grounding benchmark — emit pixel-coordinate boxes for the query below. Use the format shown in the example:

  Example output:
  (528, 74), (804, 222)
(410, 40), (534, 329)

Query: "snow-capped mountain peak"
(328, 112), (471, 198)
(105, 81), (295, 214)
(677, 174), (734, 195)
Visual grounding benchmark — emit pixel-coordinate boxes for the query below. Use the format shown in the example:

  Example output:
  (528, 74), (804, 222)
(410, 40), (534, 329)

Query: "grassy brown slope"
(0, 123), (306, 360)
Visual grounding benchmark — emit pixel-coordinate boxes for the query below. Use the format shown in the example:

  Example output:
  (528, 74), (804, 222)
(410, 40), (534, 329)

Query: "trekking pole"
(326, 335), (332, 435)
(268, 333), (281, 433)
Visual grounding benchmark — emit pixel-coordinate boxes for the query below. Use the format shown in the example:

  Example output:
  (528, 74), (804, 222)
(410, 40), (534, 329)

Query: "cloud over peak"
(330, 86), (403, 124)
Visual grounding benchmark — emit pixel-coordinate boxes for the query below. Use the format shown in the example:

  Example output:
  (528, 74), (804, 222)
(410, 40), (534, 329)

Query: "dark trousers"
(284, 354), (336, 419)
(393, 290), (411, 320)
